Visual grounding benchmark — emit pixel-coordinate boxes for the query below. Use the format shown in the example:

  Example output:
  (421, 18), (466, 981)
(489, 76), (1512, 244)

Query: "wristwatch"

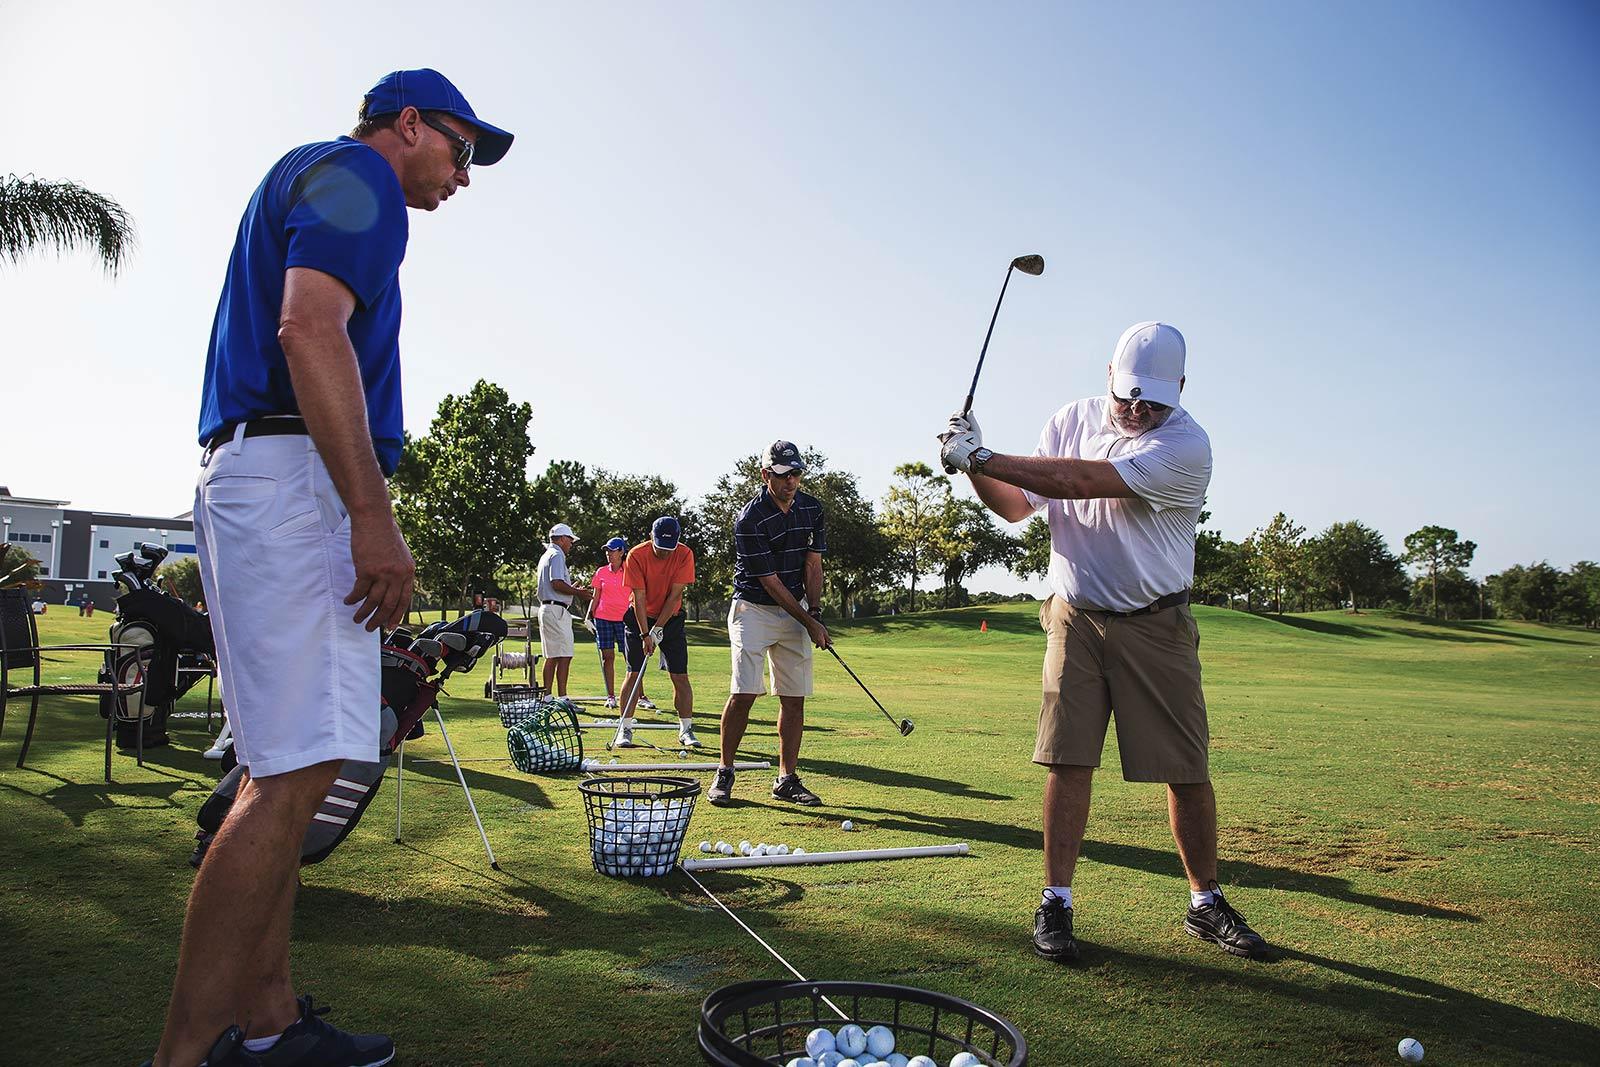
(970, 447), (994, 474)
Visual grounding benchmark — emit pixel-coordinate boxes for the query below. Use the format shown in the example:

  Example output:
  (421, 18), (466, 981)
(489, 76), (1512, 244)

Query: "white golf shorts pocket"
(194, 435), (379, 778)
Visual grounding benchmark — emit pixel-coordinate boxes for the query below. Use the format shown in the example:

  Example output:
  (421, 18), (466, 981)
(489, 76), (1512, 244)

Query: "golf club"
(944, 253), (1045, 473)
(826, 646), (914, 736)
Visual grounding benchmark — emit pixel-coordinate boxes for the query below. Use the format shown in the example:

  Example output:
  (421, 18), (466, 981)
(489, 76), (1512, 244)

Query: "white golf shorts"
(728, 599), (813, 697)
(539, 602), (575, 658)
(193, 428), (380, 777)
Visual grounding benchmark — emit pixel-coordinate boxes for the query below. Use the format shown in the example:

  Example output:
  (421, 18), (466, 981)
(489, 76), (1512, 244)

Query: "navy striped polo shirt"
(732, 488), (828, 604)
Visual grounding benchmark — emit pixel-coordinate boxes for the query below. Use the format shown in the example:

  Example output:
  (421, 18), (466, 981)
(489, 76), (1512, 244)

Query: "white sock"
(243, 1032), (284, 1053)
(1191, 888), (1216, 908)
(1043, 886), (1072, 908)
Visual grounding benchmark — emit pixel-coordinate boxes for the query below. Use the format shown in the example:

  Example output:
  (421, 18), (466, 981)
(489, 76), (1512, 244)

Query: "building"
(0, 487), (195, 610)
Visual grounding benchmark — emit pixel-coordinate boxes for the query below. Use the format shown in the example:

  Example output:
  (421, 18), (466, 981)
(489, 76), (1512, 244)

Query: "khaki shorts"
(728, 599), (813, 697)
(1034, 594), (1209, 783)
(538, 603), (575, 659)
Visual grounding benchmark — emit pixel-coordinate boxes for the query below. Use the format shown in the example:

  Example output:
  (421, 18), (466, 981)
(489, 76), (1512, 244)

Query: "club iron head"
(1011, 254), (1045, 276)
(899, 719), (915, 736)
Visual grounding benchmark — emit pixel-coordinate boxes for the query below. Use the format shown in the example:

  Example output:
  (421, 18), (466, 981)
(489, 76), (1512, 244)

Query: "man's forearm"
(804, 557), (824, 614)
(280, 322), (390, 520)
(978, 453), (1135, 503)
(758, 574), (814, 628)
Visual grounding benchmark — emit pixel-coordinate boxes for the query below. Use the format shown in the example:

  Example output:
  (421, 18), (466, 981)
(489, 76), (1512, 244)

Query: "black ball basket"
(580, 776), (699, 878)
(699, 981), (1027, 1067)
(505, 697), (583, 772)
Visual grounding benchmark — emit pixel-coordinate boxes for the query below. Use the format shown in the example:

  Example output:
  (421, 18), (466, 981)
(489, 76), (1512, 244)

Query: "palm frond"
(0, 173), (137, 276)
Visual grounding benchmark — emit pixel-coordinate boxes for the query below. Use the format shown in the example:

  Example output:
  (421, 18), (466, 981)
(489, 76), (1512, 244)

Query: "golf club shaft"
(826, 646), (902, 733)
(962, 264), (1016, 416)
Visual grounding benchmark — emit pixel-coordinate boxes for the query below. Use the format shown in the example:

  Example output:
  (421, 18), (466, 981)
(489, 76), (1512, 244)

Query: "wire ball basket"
(698, 980), (1027, 1067)
(579, 776), (699, 878)
(504, 696), (584, 773)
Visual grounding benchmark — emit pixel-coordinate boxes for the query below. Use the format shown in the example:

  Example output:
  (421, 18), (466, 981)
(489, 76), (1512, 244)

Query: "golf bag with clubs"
(97, 542), (217, 750)
(189, 609), (508, 868)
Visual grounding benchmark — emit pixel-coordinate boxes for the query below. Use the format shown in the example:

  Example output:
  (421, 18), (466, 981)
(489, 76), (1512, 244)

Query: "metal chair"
(0, 587), (147, 781)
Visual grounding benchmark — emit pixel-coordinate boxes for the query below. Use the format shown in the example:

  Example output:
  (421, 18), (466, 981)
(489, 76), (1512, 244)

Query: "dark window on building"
(100, 539), (110, 548)
(98, 570), (108, 579)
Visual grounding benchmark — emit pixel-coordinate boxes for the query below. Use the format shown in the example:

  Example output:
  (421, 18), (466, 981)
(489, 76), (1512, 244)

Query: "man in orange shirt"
(616, 516), (698, 749)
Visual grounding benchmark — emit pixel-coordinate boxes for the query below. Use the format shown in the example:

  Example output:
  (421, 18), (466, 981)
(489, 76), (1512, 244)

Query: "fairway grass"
(2, 604), (1596, 1065)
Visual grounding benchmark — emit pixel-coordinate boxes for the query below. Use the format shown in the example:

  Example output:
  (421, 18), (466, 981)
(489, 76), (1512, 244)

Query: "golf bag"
(190, 609), (508, 868)
(97, 543), (216, 749)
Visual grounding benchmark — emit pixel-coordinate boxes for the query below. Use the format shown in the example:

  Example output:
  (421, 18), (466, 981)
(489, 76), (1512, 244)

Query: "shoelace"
(1206, 893), (1249, 934)
(1037, 897), (1071, 934)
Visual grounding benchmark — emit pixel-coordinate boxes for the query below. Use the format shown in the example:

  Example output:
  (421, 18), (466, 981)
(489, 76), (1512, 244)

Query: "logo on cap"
(1130, 386), (1142, 398)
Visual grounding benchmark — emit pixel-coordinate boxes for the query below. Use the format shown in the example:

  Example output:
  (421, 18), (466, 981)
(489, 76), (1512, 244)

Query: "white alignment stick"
(682, 842), (969, 872)
(581, 759), (771, 773)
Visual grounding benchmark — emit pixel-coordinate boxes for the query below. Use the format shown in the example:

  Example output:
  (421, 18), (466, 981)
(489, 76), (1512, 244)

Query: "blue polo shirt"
(197, 138), (409, 475)
(732, 489), (827, 604)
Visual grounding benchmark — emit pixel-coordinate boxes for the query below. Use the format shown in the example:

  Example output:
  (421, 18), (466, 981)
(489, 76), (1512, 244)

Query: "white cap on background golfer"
(548, 523), (578, 542)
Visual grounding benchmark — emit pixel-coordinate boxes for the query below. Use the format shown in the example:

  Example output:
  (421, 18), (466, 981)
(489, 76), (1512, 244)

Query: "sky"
(3, 0), (1597, 593)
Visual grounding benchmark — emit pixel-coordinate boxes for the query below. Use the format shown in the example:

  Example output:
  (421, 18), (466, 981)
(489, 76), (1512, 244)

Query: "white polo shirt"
(536, 543), (572, 606)
(1021, 396), (1211, 613)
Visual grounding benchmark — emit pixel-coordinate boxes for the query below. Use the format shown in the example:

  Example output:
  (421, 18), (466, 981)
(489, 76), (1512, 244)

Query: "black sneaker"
(1033, 890), (1080, 963)
(707, 768), (735, 806)
(139, 1026), (258, 1067)
(770, 773), (822, 806)
(252, 995), (394, 1066)
(1185, 886), (1269, 958)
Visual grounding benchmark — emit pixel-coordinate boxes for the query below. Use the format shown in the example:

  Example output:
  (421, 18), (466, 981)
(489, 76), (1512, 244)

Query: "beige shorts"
(538, 602), (575, 659)
(728, 599), (813, 697)
(1034, 594), (1209, 783)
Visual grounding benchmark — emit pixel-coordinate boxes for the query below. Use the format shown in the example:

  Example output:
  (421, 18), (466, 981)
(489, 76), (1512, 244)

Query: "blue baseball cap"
(361, 69), (514, 166)
(651, 516), (681, 550)
(604, 536), (627, 552)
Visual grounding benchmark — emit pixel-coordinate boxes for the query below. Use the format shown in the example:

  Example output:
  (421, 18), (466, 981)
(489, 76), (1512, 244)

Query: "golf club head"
(900, 719), (915, 736)
(1011, 254), (1045, 276)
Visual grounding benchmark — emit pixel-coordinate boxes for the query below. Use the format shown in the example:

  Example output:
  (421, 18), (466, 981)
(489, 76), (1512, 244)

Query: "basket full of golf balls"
(580, 776), (699, 877)
(502, 695), (584, 772)
(698, 980), (1026, 1067)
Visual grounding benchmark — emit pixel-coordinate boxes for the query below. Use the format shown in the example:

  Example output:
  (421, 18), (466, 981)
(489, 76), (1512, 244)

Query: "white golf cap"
(1110, 321), (1185, 408)
(548, 523), (578, 541)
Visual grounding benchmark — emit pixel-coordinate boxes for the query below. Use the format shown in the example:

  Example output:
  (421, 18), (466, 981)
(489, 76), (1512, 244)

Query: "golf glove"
(649, 625), (666, 645)
(583, 619), (597, 634)
(940, 429), (983, 472)
(947, 410), (982, 445)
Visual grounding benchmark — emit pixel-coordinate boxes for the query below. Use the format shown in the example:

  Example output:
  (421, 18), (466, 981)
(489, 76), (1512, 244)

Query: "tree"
(1012, 516), (1051, 582)
(1403, 526), (1477, 618)
(1, 174), (136, 274)
(1305, 520), (1405, 612)
(935, 497), (1021, 606)
(156, 557), (204, 607)
(1557, 562), (1600, 628)
(879, 462), (955, 612)
(529, 460), (602, 566)
(1410, 568), (1480, 621)
(1251, 512), (1307, 614)
(0, 544), (41, 588)
(1486, 562), (1562, 623)
(493, 561), (539, 622)
(805, 466), (891, 618)
(392, 381), (537, 618)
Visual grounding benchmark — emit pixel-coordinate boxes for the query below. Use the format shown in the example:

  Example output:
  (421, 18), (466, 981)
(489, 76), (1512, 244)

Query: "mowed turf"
(2, 604), (1597, 1066)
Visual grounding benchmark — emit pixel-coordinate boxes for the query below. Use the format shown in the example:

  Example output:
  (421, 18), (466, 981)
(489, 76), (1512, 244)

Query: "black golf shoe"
(1033, 891), (1080, 963)
(253, 995), (394, 1066)
(1185, 887), (1269, 958)
(140, 1026), (257, 1067)
(707, 768), (734, 806)
(771, 773), (822, 806)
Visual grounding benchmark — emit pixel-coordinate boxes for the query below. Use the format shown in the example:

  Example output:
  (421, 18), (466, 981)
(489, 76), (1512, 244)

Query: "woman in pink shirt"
(586, 536), (653, 709)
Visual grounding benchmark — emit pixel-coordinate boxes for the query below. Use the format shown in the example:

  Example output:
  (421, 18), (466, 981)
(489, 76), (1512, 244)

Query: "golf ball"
(787, 1059), (818, 1067)
(841, 819), (854, 831)
(886, 1056), (909, 1067)
(817, 1052), (846, 1067)
(905, 1058), (937, 1067)
(794, 847), (807, 855)
(1398, 1038), (1424, 1063)
(836, 1061), (862, 1067)
(865, 1025), (895, 1057)
(774, 844), (790, 855)
(716, 841), (733, 855)
(949, 1054), (981, 1067)
(806, 1028), (837, 1057)
(836, 1024), (868, 1057)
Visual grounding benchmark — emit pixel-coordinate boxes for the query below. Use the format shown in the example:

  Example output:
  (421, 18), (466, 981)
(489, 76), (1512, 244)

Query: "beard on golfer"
(709, 440), (832, 808)
(938, 321), (1270, 964)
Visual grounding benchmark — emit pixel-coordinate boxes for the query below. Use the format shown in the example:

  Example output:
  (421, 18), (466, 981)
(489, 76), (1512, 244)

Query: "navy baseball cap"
(604, 536), (627, 552)
(762, 440), (806, 474)
(361, 69), (514, 166)
(651, 516), (681, 550)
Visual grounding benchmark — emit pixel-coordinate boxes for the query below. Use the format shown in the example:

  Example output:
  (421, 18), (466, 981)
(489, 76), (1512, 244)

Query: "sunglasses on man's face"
(419, 113), (474, 170)
(1110, 392), (1171, 413)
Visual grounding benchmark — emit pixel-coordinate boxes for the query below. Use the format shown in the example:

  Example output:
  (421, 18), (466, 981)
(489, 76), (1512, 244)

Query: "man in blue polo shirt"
(709, 441), (833, 807)
(150, 70), (513, 1067)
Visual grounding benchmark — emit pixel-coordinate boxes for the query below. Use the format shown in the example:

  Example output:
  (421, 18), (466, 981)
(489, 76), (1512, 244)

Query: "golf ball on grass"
(865, 1026), (895, 1058)
(949, 1054), (981, 1067)
(841, 819), (854, 831)
(698, 841), (712, 853)
(836, 1024), (868, 1057)
(1398, 1038), (1424, 1063)
(794, 847), (807, 855)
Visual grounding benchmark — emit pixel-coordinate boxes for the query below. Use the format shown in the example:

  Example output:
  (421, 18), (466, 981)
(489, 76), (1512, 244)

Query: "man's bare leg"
(1168, 780), (1218, 890)
(775, 695), (805, 777)
(1043, 765), (1094, 888)
(155, 760), (340, 1066)
(670, 672), (693, 723)
(541, 657), (557, 693)
(553, 657), (571, 696)
(719, 692), (759, 766)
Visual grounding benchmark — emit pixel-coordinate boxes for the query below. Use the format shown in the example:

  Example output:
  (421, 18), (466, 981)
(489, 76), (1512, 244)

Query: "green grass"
(3, 604), (1597, 1065)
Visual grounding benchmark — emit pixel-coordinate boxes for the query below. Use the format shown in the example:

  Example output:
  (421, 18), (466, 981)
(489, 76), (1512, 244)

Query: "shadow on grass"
(1265, 614), (1511, 644)
(0, 770), (199, 827)
(835, 609), (1040, 639)
(391, 752), (554, 809)
(802, 756), (1013, 801)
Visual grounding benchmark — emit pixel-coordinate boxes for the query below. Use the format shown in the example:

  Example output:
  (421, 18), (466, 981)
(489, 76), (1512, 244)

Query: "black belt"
(207, 417), (307, 450)
(1101, 590), (1189, 618)
(541, 600), (570, 608)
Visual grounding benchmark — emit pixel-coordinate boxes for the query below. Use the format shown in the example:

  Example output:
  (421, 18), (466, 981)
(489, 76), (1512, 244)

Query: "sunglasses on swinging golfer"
(419, 113), (475, 170)
(1110, 392), (1171, 413)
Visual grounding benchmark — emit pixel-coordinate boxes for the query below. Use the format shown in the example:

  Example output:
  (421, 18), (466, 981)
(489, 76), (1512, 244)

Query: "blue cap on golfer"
(604, 536), (627, 552)
(360, 68), (515, 166)
(651, 516), (681, 550)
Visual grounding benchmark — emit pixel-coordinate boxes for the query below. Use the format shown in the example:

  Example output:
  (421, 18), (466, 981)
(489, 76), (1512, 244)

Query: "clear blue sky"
(4, 1), (1596, 591)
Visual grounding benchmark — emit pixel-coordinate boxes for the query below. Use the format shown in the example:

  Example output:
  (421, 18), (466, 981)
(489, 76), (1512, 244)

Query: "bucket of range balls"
(504, 696), (584, 772)
(698, 980), (1026, 1067)
(580, 776), (699, 877)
